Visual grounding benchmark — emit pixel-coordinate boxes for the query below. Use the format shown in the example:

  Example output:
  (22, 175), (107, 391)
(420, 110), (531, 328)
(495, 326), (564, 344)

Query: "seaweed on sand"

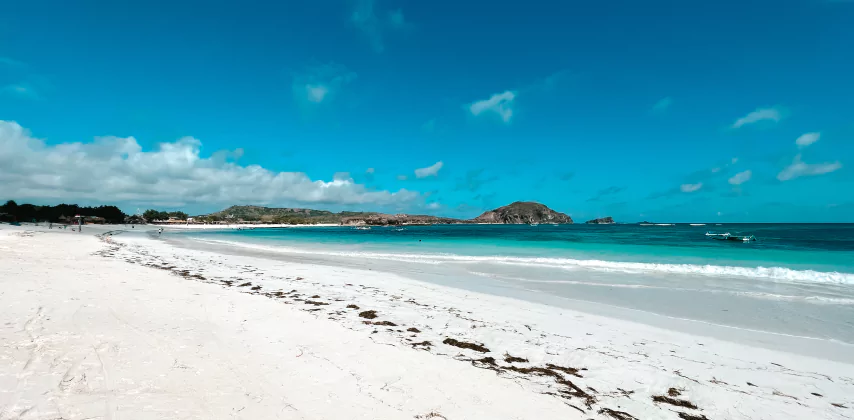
(652, 395), (699, 409)
(504, 353), (528, 363)
(442, 338), (490, 353)
(598, 408), (638, 420)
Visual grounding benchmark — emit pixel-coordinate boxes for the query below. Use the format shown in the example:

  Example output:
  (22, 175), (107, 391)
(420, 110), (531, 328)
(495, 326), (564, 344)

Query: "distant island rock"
(585, 216), (615, 224)
(200, 202), (573, 226)
(472, 201), (573, 225)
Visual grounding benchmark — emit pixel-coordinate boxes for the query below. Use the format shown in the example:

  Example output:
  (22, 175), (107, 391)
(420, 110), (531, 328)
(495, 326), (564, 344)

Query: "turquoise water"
(178, 223), (854, 343)
(185, 224), (854, 279)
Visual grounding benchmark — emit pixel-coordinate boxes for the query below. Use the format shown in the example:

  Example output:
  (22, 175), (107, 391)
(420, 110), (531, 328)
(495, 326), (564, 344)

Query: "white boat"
(690, 223), (706, 226)
(706, 232), (756, 242)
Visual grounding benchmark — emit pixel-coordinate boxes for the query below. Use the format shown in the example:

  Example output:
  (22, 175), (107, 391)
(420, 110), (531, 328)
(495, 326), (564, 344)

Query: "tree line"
(1, 200), (127, 223)
(142, 209), (188, 221)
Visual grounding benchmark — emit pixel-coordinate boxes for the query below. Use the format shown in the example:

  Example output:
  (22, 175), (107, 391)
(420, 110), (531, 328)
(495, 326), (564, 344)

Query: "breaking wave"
(191, 238), (854, 285)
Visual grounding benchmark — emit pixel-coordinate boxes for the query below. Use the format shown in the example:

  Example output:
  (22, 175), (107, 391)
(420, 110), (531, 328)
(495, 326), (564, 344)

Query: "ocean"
(176, 223), (854, 345)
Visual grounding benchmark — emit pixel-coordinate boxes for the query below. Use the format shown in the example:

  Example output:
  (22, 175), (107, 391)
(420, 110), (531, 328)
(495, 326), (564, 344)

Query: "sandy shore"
(2, 224), (853, 419)
(159, 223), (340, 230)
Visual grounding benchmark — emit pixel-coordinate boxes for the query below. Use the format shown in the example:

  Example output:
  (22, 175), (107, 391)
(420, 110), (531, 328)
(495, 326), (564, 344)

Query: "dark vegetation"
(1, 200), (126, 223)
(142, 209), (188, 221)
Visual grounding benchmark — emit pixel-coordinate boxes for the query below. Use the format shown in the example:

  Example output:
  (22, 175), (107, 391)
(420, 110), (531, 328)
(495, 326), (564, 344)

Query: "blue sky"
(1, 0), (853, 222)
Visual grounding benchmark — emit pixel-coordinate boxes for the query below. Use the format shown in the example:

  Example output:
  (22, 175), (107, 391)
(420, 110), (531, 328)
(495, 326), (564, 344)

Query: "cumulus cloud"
(680, 182), (703, 193)
(731, 107), (782, 128)
(652, 97), (672, 113)
(414, 161), (443, 178)
(728, 170), (752, 185)
(0, 120), (420, 207)
(469, 91), (516, 123)
(292, 63), (356, 107)
(795, 132), (820, 148)
(777, 154), (842, 181)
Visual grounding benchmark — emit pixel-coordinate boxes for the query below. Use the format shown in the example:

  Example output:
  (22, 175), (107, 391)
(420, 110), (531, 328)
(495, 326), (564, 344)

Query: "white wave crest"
(191, 238), (854, 285)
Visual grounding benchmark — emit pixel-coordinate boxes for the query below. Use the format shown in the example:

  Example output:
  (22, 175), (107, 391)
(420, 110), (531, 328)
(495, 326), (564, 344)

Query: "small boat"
(705, 232), (730, 239)
(690, 223), (706, 226)
(706, 232), (756, 242)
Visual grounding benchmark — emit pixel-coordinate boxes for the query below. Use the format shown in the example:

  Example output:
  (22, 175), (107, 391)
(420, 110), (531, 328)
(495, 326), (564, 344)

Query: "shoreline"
(165, 234), (854, 358)
(3, 224), (853, 419)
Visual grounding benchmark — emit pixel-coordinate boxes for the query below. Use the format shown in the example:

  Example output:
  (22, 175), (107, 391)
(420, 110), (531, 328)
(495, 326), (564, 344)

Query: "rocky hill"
(202, 205), (375, 224)
(472, 201), (573, 224)
(200, 202), (573, 226)
(585, 216), (615, 224)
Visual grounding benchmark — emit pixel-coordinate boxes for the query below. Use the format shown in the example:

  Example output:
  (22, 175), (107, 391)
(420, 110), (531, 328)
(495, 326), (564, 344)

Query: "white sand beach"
(2, 224), (853, 420)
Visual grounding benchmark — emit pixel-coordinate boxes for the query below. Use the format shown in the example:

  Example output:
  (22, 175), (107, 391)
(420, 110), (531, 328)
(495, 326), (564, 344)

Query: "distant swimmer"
(158, 227), (163, 235)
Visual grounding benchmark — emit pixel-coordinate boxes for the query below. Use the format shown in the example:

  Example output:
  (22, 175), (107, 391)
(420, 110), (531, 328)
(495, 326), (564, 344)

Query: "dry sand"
(2, 224), (853, 419)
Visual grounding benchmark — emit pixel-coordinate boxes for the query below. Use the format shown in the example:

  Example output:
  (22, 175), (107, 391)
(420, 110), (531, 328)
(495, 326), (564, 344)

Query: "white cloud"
(731, 107), (782, 128)
(305, 85), (329, 103)
(427, 202), (441, 210)
(680, 182), (703, 193)
(728, 170), (752, 185)
(777, 154), (842, 181)
(652, 97), (672, 112)
(469, 91), (516, 123)
(292, 63), (356, 106)
(366, 167), (375, 174)
(397, 175), (408, 181)
(414, 161), (443, 178)
(0, 120), (420, 207)
(795, 132), (820, 148)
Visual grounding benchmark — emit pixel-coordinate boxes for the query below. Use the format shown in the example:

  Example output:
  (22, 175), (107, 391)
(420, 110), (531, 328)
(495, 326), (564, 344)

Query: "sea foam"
(192, 238), (854, 285)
